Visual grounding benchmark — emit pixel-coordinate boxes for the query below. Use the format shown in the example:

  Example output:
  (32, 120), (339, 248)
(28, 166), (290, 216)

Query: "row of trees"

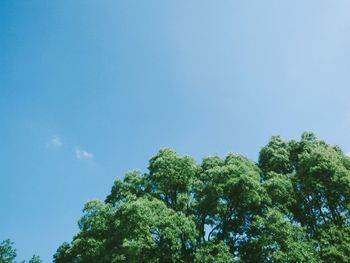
(0, 239), (42, 263)
(50, 133), (350, 262)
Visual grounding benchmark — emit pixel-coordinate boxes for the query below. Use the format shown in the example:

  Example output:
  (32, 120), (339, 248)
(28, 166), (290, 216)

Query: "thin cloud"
(75, 147), (94, 160)
(46, 135), (62, 148)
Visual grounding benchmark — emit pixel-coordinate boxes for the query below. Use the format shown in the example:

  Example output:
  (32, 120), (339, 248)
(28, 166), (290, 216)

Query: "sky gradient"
(2, 1), (350, 261)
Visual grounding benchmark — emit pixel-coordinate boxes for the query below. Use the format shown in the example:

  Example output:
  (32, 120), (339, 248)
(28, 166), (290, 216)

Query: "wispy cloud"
(46, 135), (62, 148)
(75, 147), (94, 160)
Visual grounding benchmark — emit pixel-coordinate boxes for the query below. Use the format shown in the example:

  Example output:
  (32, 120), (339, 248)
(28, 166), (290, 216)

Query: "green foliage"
(148, 149), (198, 210)
(28, 255), (42, 263)
(0, 239), (42, 263)
(259, 135), (292, 175)
(195, 154), (265, 255)
(318, 225), (350, 262)
(55, 134), (350, 262)
(240, 209), (319, 263)
(194, 241), (233, 263)
(0, 239), (16, 263)
(53, 242), (74, 263)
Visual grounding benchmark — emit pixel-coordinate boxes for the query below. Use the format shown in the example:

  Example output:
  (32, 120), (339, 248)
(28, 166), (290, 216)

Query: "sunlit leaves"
(54, 133), (350, 262)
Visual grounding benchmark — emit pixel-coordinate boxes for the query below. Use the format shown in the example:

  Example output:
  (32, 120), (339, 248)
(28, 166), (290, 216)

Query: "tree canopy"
(0, 239), (42, 263)
(53, 133), (350, 262)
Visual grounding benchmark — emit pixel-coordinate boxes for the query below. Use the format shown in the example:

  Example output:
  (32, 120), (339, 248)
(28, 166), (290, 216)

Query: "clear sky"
(1, 0), (350, 261)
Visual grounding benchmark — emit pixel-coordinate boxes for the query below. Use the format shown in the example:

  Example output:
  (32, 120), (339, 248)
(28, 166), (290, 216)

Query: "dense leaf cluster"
(54, 133), (350, 262)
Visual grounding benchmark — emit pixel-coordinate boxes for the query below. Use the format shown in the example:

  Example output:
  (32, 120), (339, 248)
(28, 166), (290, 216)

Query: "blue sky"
(1, 0), (350, 261)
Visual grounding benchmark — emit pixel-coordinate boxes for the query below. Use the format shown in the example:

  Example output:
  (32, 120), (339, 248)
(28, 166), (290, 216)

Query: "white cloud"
(52, 136), (62, 146)
(46, 135), (62, 148)
(75, 147), (94, 160)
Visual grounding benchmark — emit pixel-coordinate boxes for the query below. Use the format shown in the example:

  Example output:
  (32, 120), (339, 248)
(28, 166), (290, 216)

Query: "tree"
(148, 148), (199, 211)
(55, 133), (350, 262)
(0, 239), (16, 263)
(318, 224), (350, 262)
(194, 241), (233, 263)
(0, 239), (42, 263)
(259, 135), (293, 175)
(53, 242), (74, 263)
(28, 255), (43, 263)
(195, 154), (266, 255)
(240, 209), (319, 263)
